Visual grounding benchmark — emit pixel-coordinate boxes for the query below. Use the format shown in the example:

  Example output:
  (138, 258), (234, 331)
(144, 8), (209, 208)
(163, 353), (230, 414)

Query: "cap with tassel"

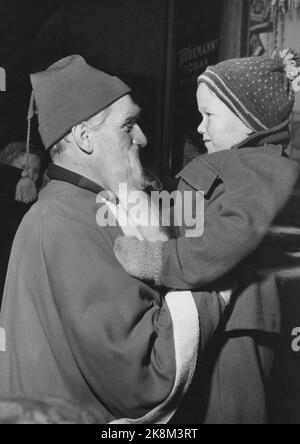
(15, 92), (38, 204)
(30, 55), (131, 150)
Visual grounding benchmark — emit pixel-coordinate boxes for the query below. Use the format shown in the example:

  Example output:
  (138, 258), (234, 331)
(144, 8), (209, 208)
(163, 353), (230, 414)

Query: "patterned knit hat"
(29, 55), (131, 150)
(198, 48), (300, 132)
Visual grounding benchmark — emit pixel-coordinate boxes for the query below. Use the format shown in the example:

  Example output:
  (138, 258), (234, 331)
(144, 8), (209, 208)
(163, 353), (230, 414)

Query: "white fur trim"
(105, 200), (200, 424)
(0, 328), (6, 352)
(111, 291), (199, 424)
(219, 290), (232, 306)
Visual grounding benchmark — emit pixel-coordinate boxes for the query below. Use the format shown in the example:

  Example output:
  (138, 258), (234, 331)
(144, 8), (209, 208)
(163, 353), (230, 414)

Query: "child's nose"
(197, 119), (206, 135)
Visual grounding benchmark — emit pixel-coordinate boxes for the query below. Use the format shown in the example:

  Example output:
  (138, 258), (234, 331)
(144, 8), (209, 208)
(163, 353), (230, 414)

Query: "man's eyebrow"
(123, 106), (142, 123)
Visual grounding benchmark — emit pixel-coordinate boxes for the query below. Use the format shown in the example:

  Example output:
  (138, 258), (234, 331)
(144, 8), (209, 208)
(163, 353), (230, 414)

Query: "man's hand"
(114, 236), (164, 286)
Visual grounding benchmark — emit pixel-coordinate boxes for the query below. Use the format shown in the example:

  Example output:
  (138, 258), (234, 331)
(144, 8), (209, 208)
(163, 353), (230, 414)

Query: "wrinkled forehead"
(110, 94), (141, 121)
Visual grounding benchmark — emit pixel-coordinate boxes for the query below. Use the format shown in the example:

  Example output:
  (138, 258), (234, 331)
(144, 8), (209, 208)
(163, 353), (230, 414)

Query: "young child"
(115, 48), (300, 291)
(114, 49), (300, 424)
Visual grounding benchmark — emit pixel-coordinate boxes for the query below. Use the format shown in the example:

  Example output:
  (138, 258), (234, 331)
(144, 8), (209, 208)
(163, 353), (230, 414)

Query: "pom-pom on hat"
(29, 55), (131, 150)
(198, 48), (300, 132)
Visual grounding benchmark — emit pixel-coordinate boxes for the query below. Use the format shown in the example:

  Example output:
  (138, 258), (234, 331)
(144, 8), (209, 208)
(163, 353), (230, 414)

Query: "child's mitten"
(114, 236), (164, 286)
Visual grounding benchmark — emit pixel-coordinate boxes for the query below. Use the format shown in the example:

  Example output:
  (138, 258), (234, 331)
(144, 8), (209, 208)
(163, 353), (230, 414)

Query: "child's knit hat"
(198, 48), (300, 132)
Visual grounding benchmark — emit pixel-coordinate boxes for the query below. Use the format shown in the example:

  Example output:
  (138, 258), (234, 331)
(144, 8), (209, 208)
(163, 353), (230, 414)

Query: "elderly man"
(0, 56), (227, 424)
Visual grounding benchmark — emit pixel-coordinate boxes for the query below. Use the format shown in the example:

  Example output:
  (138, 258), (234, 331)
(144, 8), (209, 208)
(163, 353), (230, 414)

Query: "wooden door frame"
(219, 0), (252, 61)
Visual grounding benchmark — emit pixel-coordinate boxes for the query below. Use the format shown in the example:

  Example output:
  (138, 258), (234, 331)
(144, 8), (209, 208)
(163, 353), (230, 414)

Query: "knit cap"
(17, 55), (131, 204)
(29, 55), (131, 150)
(198, 48), (300, 132)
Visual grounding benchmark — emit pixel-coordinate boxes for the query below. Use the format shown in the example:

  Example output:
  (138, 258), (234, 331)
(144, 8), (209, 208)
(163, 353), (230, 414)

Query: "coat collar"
(47, 164), (107, 196)
(177, 121), (291, 195)
(232, 120), (291, 151)
(176, 159), (220, 196)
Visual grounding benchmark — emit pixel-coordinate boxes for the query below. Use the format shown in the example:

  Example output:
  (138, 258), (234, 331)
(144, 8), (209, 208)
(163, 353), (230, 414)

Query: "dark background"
(0, 0), (221, 186)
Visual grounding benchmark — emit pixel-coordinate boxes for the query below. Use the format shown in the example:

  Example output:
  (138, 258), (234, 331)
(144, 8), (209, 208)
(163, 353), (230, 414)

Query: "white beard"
(97, 145), (153, 195)
(118, 189), (169, 242)
(95, 143), (167, 242)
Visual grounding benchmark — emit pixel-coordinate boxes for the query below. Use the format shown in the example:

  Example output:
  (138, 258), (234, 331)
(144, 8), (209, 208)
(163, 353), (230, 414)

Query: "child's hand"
(114, 236), (164, 286)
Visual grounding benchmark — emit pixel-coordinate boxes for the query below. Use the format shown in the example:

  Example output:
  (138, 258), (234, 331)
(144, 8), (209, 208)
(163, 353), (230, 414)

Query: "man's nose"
(133, 124), (147, 148)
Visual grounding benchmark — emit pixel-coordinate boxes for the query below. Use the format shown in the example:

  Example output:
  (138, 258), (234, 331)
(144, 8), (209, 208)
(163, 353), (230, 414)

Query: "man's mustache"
(128, 147), (161, 191)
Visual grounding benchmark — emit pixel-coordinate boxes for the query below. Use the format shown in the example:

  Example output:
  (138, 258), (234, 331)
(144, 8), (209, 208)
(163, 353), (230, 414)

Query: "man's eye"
(124, 125), (133, 134)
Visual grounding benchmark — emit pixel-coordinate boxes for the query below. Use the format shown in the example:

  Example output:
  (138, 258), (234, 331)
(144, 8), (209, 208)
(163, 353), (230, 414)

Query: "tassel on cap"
(15, 92), (38, 204)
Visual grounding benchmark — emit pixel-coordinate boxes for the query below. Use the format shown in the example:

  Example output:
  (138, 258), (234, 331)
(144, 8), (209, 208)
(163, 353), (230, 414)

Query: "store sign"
(0, 67), (6, 91)
(178, 38), (218, 84)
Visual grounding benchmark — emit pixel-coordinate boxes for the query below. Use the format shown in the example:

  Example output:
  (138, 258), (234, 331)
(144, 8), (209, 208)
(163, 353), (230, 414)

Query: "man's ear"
(71, 123), (93, 154)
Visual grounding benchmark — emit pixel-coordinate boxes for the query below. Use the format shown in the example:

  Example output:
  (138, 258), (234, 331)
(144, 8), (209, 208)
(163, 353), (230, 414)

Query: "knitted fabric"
(198, 49), (300, 131)
(114, 236), (163, 287)
(30, 55), (131, 150)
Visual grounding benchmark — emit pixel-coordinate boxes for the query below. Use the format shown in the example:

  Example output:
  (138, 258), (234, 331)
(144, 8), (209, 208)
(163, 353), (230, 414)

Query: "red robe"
(0, 166), (225, 423)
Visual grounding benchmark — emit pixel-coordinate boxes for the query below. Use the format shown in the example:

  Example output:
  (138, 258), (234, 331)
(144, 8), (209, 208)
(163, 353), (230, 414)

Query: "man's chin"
(128, 157), (149, 190)
(128, 175), (148, 191)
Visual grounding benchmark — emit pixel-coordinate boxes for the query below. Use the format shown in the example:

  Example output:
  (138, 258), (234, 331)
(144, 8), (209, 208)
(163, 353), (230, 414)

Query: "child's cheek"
(214, 120), (230, 149)
(207, 120), (220, 149)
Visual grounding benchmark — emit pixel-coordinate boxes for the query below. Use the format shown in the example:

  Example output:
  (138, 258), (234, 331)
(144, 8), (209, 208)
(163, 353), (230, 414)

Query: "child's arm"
(115, 150), (300, 290)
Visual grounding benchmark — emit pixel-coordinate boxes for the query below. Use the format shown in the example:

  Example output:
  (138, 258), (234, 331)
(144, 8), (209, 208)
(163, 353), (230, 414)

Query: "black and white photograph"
(0, 0), (300, 427)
